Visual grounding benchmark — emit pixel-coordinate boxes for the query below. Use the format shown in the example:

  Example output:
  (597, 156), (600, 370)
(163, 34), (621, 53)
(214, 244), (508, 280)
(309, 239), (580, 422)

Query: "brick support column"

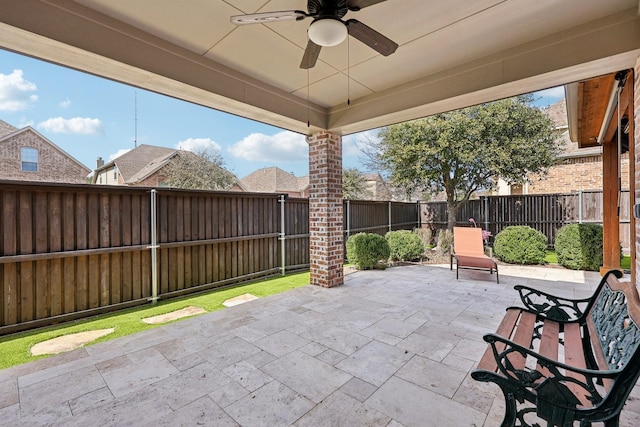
(307, 132), (343, 288)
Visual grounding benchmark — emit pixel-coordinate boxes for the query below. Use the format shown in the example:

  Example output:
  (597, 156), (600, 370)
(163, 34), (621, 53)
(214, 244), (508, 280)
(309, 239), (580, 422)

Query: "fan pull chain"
(347, 36), (351, 106)
(307, 67), (310, 127)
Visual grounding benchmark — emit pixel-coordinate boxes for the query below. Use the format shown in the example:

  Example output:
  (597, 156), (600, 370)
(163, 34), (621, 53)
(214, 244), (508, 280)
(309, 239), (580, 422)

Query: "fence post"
(345, 200), (351, 240)
(578, 190), (583, 224)
(149, 189), (158, 304)
(388, 201), (392, 232)
(279, 195), (286, 276)
(417, 201), (421, 229)
(483, 196), (489, 231)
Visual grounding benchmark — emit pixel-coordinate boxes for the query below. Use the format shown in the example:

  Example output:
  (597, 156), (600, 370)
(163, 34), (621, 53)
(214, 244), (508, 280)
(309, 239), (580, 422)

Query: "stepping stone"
(30, 328), (115, 356)
(142, 306), (206, 324)
(222, 293), (258, 307)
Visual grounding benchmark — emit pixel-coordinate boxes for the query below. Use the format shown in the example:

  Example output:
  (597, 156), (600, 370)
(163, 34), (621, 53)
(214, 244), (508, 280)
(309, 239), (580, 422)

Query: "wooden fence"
(421, 191), (631, 250)
(0, 181), (419, 333)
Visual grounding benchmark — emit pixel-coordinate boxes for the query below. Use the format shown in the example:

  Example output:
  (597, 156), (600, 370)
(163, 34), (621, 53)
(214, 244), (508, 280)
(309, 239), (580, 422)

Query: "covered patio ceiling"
(1, 0), (639, 136)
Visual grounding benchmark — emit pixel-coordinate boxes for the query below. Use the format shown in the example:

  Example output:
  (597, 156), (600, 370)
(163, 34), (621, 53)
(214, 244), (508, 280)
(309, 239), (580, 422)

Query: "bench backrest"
(586, 273), (640, 373)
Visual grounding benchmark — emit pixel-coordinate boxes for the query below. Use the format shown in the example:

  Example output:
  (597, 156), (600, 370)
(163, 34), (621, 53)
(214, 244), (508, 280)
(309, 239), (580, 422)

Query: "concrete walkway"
(1, 264), (639, 426)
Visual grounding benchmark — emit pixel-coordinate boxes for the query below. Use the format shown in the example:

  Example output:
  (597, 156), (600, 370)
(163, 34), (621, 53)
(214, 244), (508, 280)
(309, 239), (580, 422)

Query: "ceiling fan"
(230, 0), (398, 69)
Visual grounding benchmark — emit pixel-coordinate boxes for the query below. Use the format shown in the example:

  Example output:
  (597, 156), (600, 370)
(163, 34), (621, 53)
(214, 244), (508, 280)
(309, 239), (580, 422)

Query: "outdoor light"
(308, 18), (347, 47)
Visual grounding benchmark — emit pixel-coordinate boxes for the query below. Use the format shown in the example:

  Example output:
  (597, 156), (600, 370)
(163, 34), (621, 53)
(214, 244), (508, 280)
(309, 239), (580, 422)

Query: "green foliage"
(385, 230), (424, 261)
(343, 167), (372, 200)
(346, 233), (390, 270)
(554, 224), (603, 271)
(494, 226), (547, 264)
(367, 95), (559, 229)
(164, 148), (238, 190)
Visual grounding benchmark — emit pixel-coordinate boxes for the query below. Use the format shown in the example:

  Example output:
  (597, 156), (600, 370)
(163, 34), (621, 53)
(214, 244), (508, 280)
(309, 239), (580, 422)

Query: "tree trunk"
(447, 201), (457, 230)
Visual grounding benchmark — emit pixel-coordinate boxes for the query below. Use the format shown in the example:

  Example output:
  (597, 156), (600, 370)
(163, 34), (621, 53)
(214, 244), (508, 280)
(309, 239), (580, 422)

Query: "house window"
(113, 166), (118, 180)
(21, 147), (38, 172)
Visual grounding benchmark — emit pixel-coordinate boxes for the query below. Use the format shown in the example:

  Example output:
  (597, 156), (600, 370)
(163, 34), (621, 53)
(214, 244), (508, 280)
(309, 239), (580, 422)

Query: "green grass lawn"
(0, 271), (310, 370)
(545, 250), (630, 270)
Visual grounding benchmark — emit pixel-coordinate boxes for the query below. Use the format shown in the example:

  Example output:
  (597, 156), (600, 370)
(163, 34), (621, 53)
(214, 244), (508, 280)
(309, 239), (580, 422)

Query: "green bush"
(386, 230), (424, 261)
(554, 223), (603, 271)
(494, 226), (547, 264)
(346, 233), (390, 270)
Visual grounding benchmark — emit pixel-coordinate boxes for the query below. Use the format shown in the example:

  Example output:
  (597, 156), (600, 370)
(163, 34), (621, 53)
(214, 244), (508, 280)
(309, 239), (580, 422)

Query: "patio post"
(307, 131), (344, 288)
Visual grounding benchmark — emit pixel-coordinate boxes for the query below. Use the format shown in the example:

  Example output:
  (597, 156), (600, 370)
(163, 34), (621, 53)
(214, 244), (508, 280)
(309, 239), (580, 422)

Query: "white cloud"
(535, 86), (564, 99)
(37, 117), (103, 135)
(109, 148), (131, 161)
(0, 69), (38, 111)
(228, 131), (307, 162)
(59, 98), (71, 108)
(176, 137), (221, 152)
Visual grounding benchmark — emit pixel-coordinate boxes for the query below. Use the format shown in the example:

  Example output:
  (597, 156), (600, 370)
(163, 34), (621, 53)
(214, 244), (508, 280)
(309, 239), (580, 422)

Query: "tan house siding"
(0, 124), (91, 184)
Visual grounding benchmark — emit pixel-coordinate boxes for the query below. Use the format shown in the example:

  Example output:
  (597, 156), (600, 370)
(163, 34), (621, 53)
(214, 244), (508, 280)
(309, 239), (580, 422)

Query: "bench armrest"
(514, 285), (591, 322)
(477, 333), (616, 407)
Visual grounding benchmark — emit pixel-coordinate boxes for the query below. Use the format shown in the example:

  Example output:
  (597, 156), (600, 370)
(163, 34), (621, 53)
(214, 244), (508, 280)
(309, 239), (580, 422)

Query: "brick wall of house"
(528, 153), (630, 194)
(0, 129), (90, 183)
(307, 132), (343, 288)
(136, 172), (166, 187)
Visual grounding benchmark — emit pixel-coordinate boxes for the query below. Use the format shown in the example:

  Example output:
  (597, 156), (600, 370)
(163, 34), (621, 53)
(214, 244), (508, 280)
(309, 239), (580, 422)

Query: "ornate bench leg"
(500, 391), (518, 427)
(604, 413), (620, 427)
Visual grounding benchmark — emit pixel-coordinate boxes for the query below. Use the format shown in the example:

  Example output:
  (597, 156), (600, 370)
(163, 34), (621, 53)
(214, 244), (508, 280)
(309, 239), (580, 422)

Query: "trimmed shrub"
(386, 230), (424, 261)
(554, 223), (603, 271)
(346, 233), (390, 270)
(494, 226), (547, 265)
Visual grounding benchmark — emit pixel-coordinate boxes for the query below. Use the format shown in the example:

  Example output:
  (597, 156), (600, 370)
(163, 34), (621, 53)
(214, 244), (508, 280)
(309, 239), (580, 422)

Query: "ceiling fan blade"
(347, 0), (387, 10)
(230, 10), (307, 25)
(346, 19), (397, 56)
(300, 39), (322, 69)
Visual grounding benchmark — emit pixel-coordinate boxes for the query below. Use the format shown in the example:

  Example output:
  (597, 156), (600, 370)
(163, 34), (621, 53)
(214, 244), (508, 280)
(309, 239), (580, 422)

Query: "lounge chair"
(450, 226), (498, 283)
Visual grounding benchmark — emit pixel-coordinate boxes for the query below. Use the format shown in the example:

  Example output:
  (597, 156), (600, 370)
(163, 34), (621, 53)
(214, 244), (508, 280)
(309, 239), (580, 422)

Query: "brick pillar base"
(307, 132), (343, 288)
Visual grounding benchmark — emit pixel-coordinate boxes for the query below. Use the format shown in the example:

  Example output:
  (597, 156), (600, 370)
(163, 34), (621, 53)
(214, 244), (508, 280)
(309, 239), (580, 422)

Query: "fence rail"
(421, 190), (630, 250)
(0, 181), (419, 333)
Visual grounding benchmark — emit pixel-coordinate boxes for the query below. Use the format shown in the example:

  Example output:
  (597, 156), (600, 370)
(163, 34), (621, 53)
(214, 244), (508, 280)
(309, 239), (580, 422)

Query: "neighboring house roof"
(240, 167), (308, 194)
(93, 144), (177, 184)
(0, 119), (18, 137)
(542, 99), (602, 160)
(0, 121), (91, 175)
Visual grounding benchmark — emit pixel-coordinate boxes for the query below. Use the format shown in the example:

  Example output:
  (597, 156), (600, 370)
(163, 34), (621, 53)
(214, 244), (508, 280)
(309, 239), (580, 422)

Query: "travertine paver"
(3, 264), (635, 426)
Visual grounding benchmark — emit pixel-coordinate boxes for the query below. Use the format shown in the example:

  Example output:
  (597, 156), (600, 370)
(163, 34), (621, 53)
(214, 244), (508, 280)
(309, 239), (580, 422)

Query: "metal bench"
(472, 270), (640, 426)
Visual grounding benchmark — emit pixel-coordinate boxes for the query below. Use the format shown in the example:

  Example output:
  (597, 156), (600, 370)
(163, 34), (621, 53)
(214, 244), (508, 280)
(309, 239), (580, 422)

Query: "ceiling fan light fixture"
(308, 18), (347, 47)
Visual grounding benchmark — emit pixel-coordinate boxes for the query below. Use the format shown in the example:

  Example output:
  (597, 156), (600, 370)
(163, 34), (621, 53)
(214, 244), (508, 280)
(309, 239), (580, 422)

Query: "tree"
(342, 167), (372, 199)
(164, 148), (237, 190)
(368, 95), (560, 229)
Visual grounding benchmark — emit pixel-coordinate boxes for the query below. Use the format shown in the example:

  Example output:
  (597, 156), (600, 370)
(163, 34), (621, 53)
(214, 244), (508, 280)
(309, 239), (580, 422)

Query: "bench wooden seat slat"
(564, 322), (590, 406)
(509, 311), (537, 371)
(537, 319), (560, 377)
(477, 308), (521, 371)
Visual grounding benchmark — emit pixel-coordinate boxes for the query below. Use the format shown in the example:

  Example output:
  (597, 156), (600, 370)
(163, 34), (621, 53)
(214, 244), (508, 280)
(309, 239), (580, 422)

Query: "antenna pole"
(134, 91), (138, 148)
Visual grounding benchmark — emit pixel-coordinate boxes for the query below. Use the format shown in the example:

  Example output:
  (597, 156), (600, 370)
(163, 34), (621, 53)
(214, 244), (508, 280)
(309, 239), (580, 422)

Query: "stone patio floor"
(1, 264), (639, 426)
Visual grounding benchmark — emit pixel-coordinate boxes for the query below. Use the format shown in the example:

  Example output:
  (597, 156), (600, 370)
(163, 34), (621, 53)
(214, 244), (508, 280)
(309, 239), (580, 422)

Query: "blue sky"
(0, 48), (564, 178)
